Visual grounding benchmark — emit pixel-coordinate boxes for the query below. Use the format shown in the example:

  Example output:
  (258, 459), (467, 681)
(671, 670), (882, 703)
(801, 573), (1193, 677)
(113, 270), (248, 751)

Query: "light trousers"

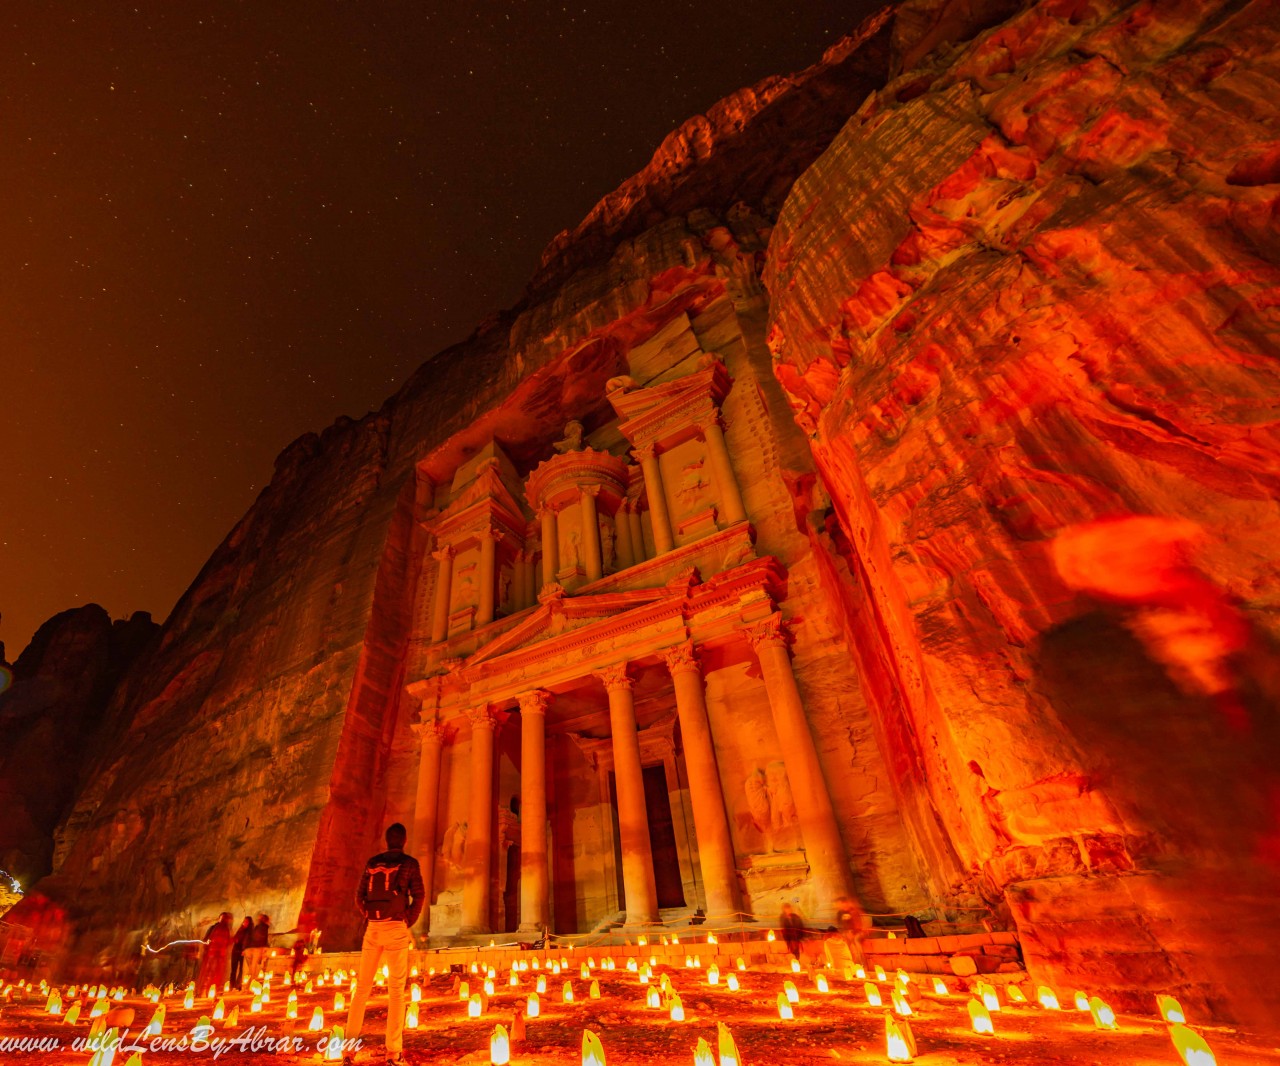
(345, 919), (412, 1056)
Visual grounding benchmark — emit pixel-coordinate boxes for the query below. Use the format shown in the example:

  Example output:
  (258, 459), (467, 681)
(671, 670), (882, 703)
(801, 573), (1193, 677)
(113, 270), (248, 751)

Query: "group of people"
(194, 911), (272, 991)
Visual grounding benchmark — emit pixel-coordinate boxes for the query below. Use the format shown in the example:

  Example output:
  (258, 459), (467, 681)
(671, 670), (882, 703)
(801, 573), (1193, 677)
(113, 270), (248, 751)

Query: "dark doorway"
(608, 765), (685, 912)
(643, 764), (685, 909)
(503, 843), (520, 933)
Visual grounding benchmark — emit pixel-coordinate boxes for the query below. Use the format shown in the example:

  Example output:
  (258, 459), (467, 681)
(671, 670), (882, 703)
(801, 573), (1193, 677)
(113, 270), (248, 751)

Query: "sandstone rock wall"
(0, 605), (156, 898)
(765, 0), (1280, 1029)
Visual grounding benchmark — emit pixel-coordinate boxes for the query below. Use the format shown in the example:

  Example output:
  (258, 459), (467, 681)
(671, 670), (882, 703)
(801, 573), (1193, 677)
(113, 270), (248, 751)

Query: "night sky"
(2, 1), (872, 659)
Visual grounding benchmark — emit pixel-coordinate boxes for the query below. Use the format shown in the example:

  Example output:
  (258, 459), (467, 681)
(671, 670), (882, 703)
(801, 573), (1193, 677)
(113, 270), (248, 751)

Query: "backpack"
(363, 855), (409, 921)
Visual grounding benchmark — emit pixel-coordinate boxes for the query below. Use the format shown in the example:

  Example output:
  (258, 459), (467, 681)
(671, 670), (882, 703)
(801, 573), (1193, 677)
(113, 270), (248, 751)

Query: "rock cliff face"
(7, 0), (1277, 1033)
(766, 0), (1279, 1030)
(0, 606), (157, 895)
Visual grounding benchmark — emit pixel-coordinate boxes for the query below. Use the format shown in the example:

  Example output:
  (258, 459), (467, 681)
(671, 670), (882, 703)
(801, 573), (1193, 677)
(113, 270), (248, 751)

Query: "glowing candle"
(767, 930), (776, 942)
(980, 983), (1000, 1012)
(670, 993), (685, 1021)
(726, 974), (740, 992)
(287, 991), (298, 1019)
(855, 965), (866, 980)
(864, 982), (882, 1007)
(708, 965), (720, 986)
(790, 958), (801, 974)
(931, 977), (949, 996)
(333, 992), (345, 1012)
(672, 934), (680, 944)
(892, 988), (913, 1016)
(304, 980), (314, 993)
(484, 978), (496, 996)
(777, 992), (793, 1020)
(885, 1012), (916, 1062)
(695, 1036), (716, 1066)
(182, 990), (194, 1010)
(707, 933), (717, 945)
(685, 956), (695, 968)
(968, 998), (994, 1034)
(459, 980), (470, 1000)
(815, 973), (829, 993)
(1158, 994), (1187, 1024)
(250, 994), (262, 1013)
(536, 975), (546, 994)
(1073, 990), (1090, 1011)
(469, 993), (483, 1017)
(213, 998), (226, 1020)
(627, 959), (638, 972)
(405, 1002), (419, 1029)
(583, 1028), (606, 1066)
(309, 1007), (324, 1031)
(896, 970), (910, 986)
(637, 935), (647, 946)
(225, 1006), (239, 1028)
(718, 1022), (741, 1066)
(65, 1002), (82, 1024)
(1169, 1023), (1216, 1065)
(647, 987), (662, 1009)
(410, 982), (421, 1002)
(1006, 984), (1026, 1003)
(581, 964), (590, 979)
(324, 1026), (344, 1062)
(736, 956), (746, 971)
(563, 981), (574, 1003)
(527, 992), (540, 1017)
(589, 979), (601, 999)
(874, 965), (887, 982)
(490, 1023), (510, 1065)
(46, 990), (62, 1014)
(784, 979), (799, 1004)
(1037, 985), (1060, 1010)
(1088, 996), (1117, 1031)
(86, 1027), (118, 1066)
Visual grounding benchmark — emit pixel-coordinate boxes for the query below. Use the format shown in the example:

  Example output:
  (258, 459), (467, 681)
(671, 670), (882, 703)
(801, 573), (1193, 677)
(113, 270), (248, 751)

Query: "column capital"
(411, 718), (451, 745)
(632, 443), (659, 463)
(518, 689), (551, 717)
(466, 705), (501, 732)
(595, 663), (634, 692)
(476, 526), (501, 544)
(660, 640), (701, 677)
(745, 613), (790, 653)
(694, 412), (726, 436)
(432, 544), (455, 562)
(577, 483), (601, 498)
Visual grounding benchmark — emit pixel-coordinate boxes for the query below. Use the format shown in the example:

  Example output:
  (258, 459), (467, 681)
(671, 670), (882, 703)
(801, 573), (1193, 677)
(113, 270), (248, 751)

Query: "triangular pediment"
(466, 584), (679, 666)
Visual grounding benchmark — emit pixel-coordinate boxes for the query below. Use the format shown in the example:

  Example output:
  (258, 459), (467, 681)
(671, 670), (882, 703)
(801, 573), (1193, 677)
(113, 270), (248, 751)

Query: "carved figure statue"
(677, 458), (710, 513)
(600, 521), (615, 571)
(566, 529), (581, 568)
(498, 571), (512, 608)
(552, 420), (585, 453)
(766, 762), (800, 851)
(442, 821), (468, 867)
(744, 768), (771, 835)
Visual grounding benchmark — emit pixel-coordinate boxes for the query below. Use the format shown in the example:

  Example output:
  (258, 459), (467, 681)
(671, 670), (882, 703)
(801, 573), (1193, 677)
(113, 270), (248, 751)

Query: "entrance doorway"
(503, 843), (520, 933)
(608, 764), (685, 911)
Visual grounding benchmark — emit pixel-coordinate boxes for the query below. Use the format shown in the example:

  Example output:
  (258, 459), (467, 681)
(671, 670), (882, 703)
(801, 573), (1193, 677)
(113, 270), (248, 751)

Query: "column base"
(515, 923), (545, 940)
(456, 926), (492, 938)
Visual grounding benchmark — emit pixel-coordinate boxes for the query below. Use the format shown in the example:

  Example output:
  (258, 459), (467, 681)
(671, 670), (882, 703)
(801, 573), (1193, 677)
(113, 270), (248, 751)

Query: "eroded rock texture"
(766, 0), (1280, 1029)
(0, 606), (156, 892)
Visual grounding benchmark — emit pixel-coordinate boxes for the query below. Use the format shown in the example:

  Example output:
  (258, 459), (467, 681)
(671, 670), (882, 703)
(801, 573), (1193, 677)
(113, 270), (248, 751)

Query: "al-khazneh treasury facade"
(400, 297), (927, 942)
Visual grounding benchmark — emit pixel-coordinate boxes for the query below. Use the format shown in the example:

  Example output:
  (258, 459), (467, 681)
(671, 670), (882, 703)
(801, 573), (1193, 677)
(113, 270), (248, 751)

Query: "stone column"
(628, 506), (647, 563)
(409, 719), (448, 935)
(579, 485), (603, 582)
(597, 664), (659, 926)
(661, 642), (741, 920)
(477, 529), (498, 626)
(430, 545), (455, 644)
(698, 416), (747, 526)
(460, 707), (498, 935)
(517, 690), (551, 935)
(634, 445), (674, 555)
(746, 615), (855, 915)
(614, 503), (635, 570)
(540, 508), (559, 588)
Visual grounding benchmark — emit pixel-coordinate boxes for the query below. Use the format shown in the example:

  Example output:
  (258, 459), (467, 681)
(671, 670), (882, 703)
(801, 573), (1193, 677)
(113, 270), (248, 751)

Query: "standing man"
(243, 913), (271, 984)
(345, 823), (424, 1066)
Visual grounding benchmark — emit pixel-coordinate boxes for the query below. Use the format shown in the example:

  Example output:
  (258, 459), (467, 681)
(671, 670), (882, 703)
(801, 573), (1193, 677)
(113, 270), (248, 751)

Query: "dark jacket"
(355, 847), (425, 926)
(249, 920), (270, 948)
